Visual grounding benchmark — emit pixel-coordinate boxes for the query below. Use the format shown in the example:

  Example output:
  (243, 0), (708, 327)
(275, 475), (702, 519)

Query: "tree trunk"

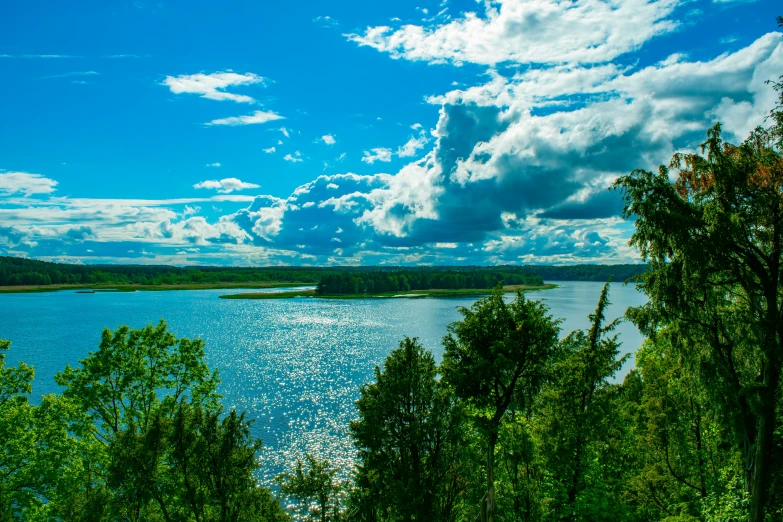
(748, 354), (780, 522)
(487, 431), (497, 522)
(692, 399), (707, 499)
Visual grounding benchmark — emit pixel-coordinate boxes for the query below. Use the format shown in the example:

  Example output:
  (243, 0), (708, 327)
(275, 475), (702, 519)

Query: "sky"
(1, 0), (781, 267)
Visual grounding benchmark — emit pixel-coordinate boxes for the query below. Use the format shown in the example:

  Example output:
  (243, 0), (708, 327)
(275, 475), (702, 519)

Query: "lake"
(0, 281), (647, 483)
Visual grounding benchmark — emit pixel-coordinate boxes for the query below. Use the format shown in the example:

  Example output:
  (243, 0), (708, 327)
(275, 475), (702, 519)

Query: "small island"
(219, 283), (559, 300)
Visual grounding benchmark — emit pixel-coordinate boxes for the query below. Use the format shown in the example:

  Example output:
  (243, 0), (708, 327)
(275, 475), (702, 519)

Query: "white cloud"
(207, 110), (284, 126)
(397, 133), (429, 157)
(3, 29), (782, 267)
(354, 32), (783, 245)
(162, 71), (265, 103)
(347, 0), (681, 66)
(264, 147), (276, 153)
(321, 134), (337, 145)
(19, 54), (76, 59)
(284, 151), (304, 163)
(182, 205), (200, 217)
(0, 172), (58, 197)
(193, 178), (260, 193)
(314, 15), (338, 27)
(42, 71), (100, 79)
(205, 162), (221, 167)
(280, 127), (291, 138)
(362, 148), (393, 164)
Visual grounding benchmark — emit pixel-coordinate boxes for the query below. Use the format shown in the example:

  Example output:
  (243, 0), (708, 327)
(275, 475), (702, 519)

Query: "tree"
(51, 321), (286, 521)
(623, 335), (735, 520)
(441, 290), (560, 522)
(0, 341), (81, 521)
(614, 78), (783, 520)
(0, 338), (36, 520)
(168, 403), (284, 522)
(350, 337), (469, 521)
(535, 281), (630, 520)
(278, 454), (344, 522)
(494, 406), (541, 521)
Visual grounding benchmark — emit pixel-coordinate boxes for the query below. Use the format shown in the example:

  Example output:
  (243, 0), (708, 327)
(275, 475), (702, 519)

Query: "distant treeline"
(0, 256), (647, 287)
(315, 270), (544, 295)
(520, 264), (648, 282)
(0, 257), (325, 286)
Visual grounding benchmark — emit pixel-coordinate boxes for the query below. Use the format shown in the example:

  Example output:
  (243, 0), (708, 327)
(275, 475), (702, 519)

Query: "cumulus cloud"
(162, 71), (265, 103)
(362, 148), (393, 164)
(351, 32), (783, 250)
(347, 0), (681, 66)
(64, 226), (95, 241)
(0, 172), (58, 197)
(193, 178), (260, 193)
(321, 134), (337, 145)
(284, 151), (304, 163)
(207, 110), (284, 126)
(205, 162), (221, 167)
(264, 147), (276, 153)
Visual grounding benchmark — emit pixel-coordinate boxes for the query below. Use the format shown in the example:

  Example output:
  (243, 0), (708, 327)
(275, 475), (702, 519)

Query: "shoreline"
(0, 282), (315, 294)
(219, 283), (558, 300)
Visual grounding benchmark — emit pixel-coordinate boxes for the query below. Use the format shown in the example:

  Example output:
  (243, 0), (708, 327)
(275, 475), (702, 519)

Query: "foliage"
(442, 290), (560, 522)
(535, 281), (630, 521)
(0, 323), (287, 521)
(613, 65), (783, 521)
(278, 454), (345, 522)
(349, 337), (473, 521)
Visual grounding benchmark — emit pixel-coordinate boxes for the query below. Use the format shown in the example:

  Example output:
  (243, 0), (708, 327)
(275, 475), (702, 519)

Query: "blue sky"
(1, 0), (781, 266)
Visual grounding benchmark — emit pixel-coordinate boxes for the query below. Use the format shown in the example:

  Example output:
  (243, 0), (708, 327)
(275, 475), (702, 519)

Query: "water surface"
(0, 281), (646, 482)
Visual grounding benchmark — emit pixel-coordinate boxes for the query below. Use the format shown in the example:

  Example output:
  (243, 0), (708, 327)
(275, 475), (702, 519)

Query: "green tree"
(0, 341), (81, 521)
(278, 454), (344, 522)
(495, 407), (541, 521)
(623, 335), (737, 521)
(51, 321), (286, 521)
(614, 80), (783, 520)
(350, 337), (469, 521)
(169, 403), (284, 522)
(442, 290), (560, 522)
(536, 282), (631, 520)
(0, 338), (36, 519)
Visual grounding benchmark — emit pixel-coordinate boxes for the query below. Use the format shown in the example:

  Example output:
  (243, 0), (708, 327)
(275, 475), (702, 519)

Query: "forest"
(314, 270), (544, 295)
(1, 28), (782, 522)
(0, 257), (644, 288)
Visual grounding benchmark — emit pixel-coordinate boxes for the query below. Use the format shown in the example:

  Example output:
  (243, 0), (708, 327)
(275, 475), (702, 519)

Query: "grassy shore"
(219, 284), (558, 300)
(0, 282), (314, 294)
